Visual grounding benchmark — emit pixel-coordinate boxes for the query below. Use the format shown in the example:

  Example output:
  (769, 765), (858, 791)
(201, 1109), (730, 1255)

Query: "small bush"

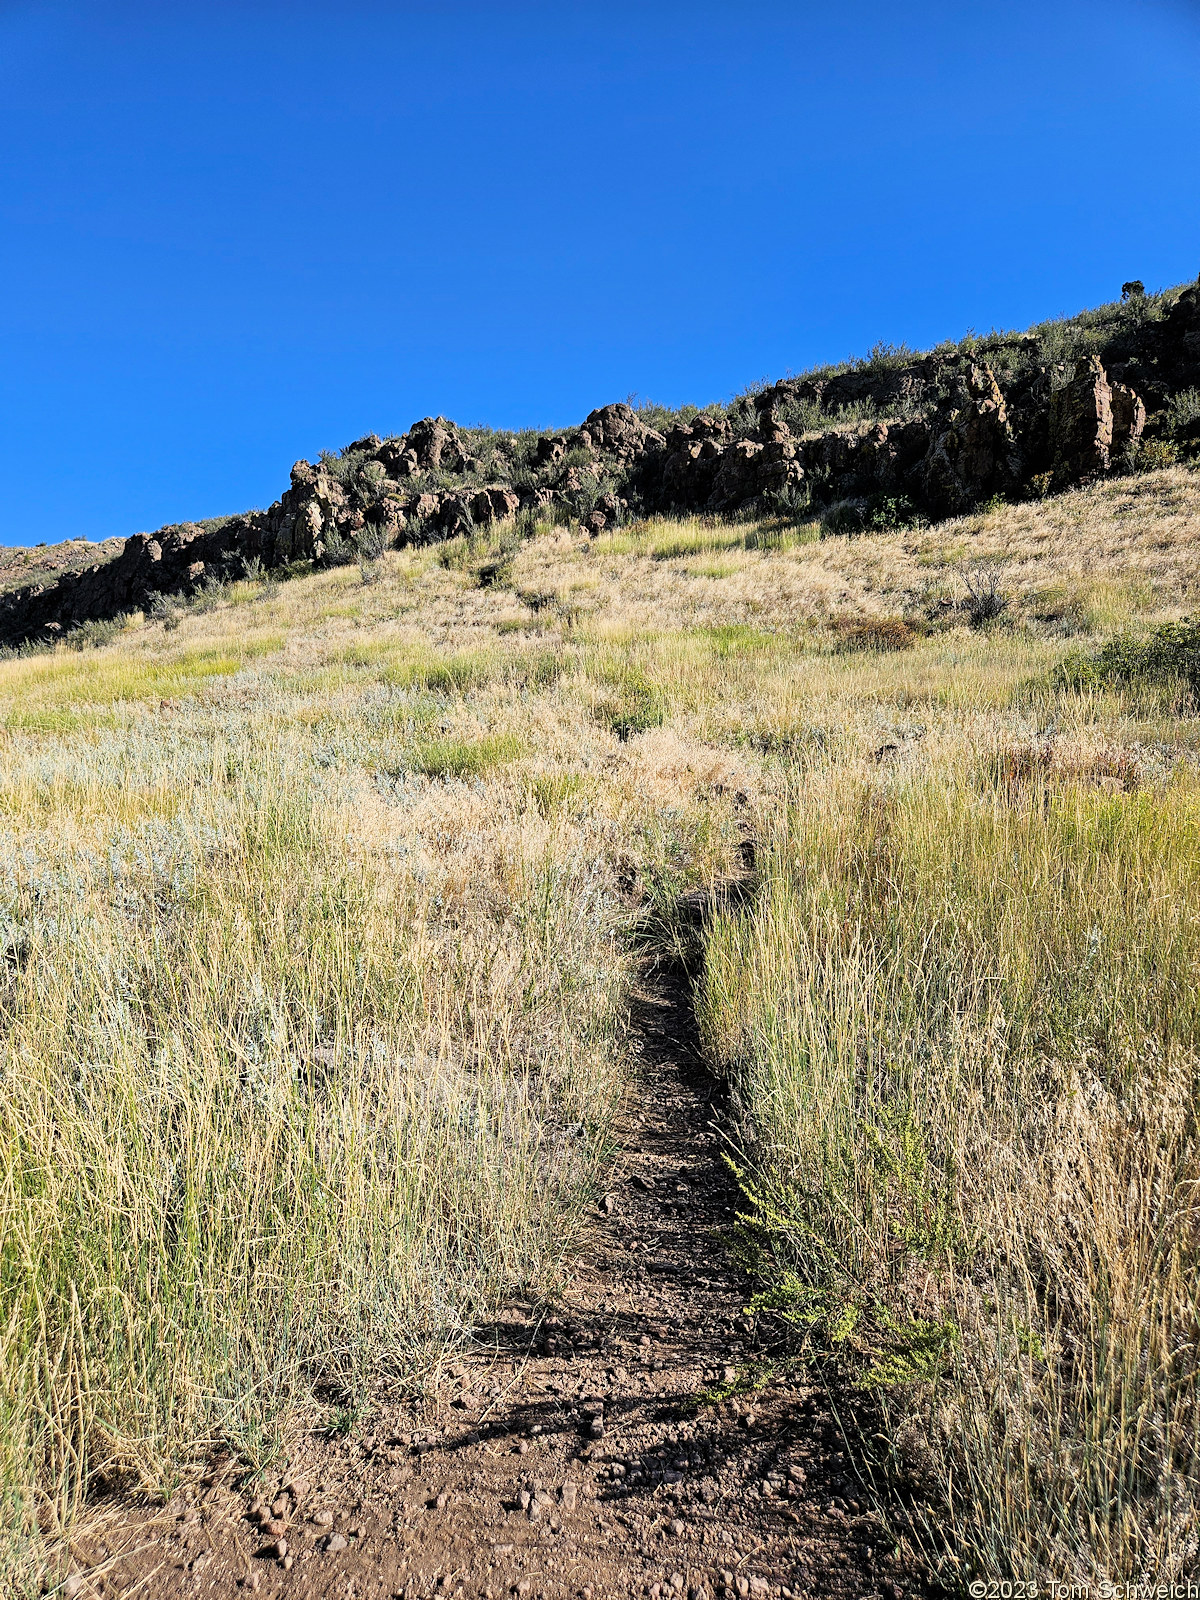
(592, 668), (666, 742)
(1164, 388), (1200, 457)
(529, 772), (586, 819)
(961, 564), (1008, 627)
(64, 613), (133, 651)
(821, 500), (866, 537)
(865, 493), (921, 532)
(146, 592), (185, 631)
(1055, 618), (1200, 701)
(831, 615), (919, 653)
(760, 482), (812, 523)
(1136, 439), (1178, 471)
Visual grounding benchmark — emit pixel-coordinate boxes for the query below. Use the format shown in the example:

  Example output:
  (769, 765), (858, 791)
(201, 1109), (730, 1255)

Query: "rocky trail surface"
(83, 977), (909, 1600)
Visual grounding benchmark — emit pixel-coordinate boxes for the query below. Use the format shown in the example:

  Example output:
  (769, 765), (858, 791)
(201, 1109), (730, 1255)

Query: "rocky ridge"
(4, 281), (1199, 648)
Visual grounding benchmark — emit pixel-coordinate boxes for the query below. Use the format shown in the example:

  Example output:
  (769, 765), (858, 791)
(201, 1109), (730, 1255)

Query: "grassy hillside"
(2, 468), (1200, 1589)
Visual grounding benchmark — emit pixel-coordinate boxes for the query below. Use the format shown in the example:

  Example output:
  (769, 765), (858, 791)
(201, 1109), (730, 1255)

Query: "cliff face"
(4, 282), (1199, 648)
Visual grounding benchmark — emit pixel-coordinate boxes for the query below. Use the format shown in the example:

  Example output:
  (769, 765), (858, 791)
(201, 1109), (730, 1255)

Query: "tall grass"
(699, 765), (1200, 1581)
(0, 706), (628, 1585)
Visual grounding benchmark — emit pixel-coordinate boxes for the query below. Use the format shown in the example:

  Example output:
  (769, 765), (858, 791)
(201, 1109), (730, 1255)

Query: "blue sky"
(2, 1), (1199, 545)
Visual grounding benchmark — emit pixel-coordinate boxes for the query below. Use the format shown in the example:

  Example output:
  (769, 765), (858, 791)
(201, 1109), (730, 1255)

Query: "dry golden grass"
(2, 466), (1199, 1588)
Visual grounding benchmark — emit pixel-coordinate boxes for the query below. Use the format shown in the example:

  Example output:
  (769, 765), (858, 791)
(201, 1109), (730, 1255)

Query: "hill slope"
(3, 470), (1200, 1593)
(2, 280), (1199, 648)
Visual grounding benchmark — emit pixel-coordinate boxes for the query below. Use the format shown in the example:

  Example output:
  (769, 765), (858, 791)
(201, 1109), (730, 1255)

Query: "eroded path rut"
(98, 977), (905, 1600)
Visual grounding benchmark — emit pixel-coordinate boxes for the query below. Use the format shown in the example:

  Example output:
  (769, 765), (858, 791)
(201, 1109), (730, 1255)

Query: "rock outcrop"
(3, 281), (1198, 648)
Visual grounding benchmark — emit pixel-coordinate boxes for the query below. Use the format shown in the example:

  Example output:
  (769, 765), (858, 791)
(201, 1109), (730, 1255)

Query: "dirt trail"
(90, 974), (906, 1600)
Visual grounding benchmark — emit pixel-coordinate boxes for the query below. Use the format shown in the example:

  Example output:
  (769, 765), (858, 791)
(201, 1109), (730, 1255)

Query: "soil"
(72, 973), (912, 1600)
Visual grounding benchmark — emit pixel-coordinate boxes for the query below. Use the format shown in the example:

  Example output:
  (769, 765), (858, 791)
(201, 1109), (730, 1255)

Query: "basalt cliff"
(4, 280), (1199, 647)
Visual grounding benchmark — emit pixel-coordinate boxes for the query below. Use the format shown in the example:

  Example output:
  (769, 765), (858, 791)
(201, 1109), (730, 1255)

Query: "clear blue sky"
(2, 1), (1199, 545)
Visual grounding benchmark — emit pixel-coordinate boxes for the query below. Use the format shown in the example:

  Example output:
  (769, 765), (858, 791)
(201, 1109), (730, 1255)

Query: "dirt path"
(87, 975), (906, 1600)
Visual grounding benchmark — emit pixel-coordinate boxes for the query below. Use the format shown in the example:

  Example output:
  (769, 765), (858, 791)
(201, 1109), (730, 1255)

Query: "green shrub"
(64, 613), (133, 651)
(1164, 388), (1200, 456)
(592, 668), (666, 742)
(1056, 618), (1200, 700)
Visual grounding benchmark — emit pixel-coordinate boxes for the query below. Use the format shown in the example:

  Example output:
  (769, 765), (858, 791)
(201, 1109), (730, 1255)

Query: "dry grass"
(2, 466), (1199, 1588)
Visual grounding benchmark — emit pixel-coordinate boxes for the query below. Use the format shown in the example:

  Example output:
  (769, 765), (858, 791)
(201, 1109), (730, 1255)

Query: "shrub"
(592, 667), (666, 742)
(1163, 388), (1200, 456)
(1055, 618), (1200, 701)
(760, 482), (812, 523)
(831, 615), (919, 653)
(865, 493), (921, 532)
(821, 500), (866, 537)
(1136, 439), (1178, 471)
(64, 613), (133, 651)
(961, 564), (1008, 626)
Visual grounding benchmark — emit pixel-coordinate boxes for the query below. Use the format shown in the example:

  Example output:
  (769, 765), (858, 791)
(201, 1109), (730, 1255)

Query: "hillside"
(2, 279), (1200, 650)
(3, 461), (1200, 1595)
(0, 537), (124, 597)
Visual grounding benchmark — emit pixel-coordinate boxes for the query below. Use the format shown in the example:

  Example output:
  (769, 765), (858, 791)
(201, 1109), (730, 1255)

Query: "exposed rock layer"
(3, 283), (1198, 647)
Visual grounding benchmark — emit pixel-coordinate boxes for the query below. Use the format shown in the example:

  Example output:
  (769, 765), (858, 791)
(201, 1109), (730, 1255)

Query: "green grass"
(411, 732), (523, 779)
(0, 637), (283, 725)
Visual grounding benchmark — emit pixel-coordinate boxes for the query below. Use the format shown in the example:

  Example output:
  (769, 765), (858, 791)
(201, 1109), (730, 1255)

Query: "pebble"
(559, 1480), (579, 1510)
(311, 1507), (335, 1527)
(670, 1576), (685, 1594)
(271, 1495), (288, 1517)
(262, 1536), (288, 1560)
(286, 1475), (310, 1501)
(325, 1532), (348, 1552)
(62, 1579), (81, 1600)
(667, 1517), (685, 1537)
(436, 1492), (449, 1509)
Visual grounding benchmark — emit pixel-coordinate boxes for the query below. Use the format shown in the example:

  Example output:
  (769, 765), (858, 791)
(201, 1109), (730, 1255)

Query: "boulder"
(469, 486), (520, 527)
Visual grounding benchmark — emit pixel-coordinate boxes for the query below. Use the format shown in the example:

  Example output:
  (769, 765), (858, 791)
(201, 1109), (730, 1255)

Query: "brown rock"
(1111, 382), (1146, 457)
(1051, 356), (1115, 479)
